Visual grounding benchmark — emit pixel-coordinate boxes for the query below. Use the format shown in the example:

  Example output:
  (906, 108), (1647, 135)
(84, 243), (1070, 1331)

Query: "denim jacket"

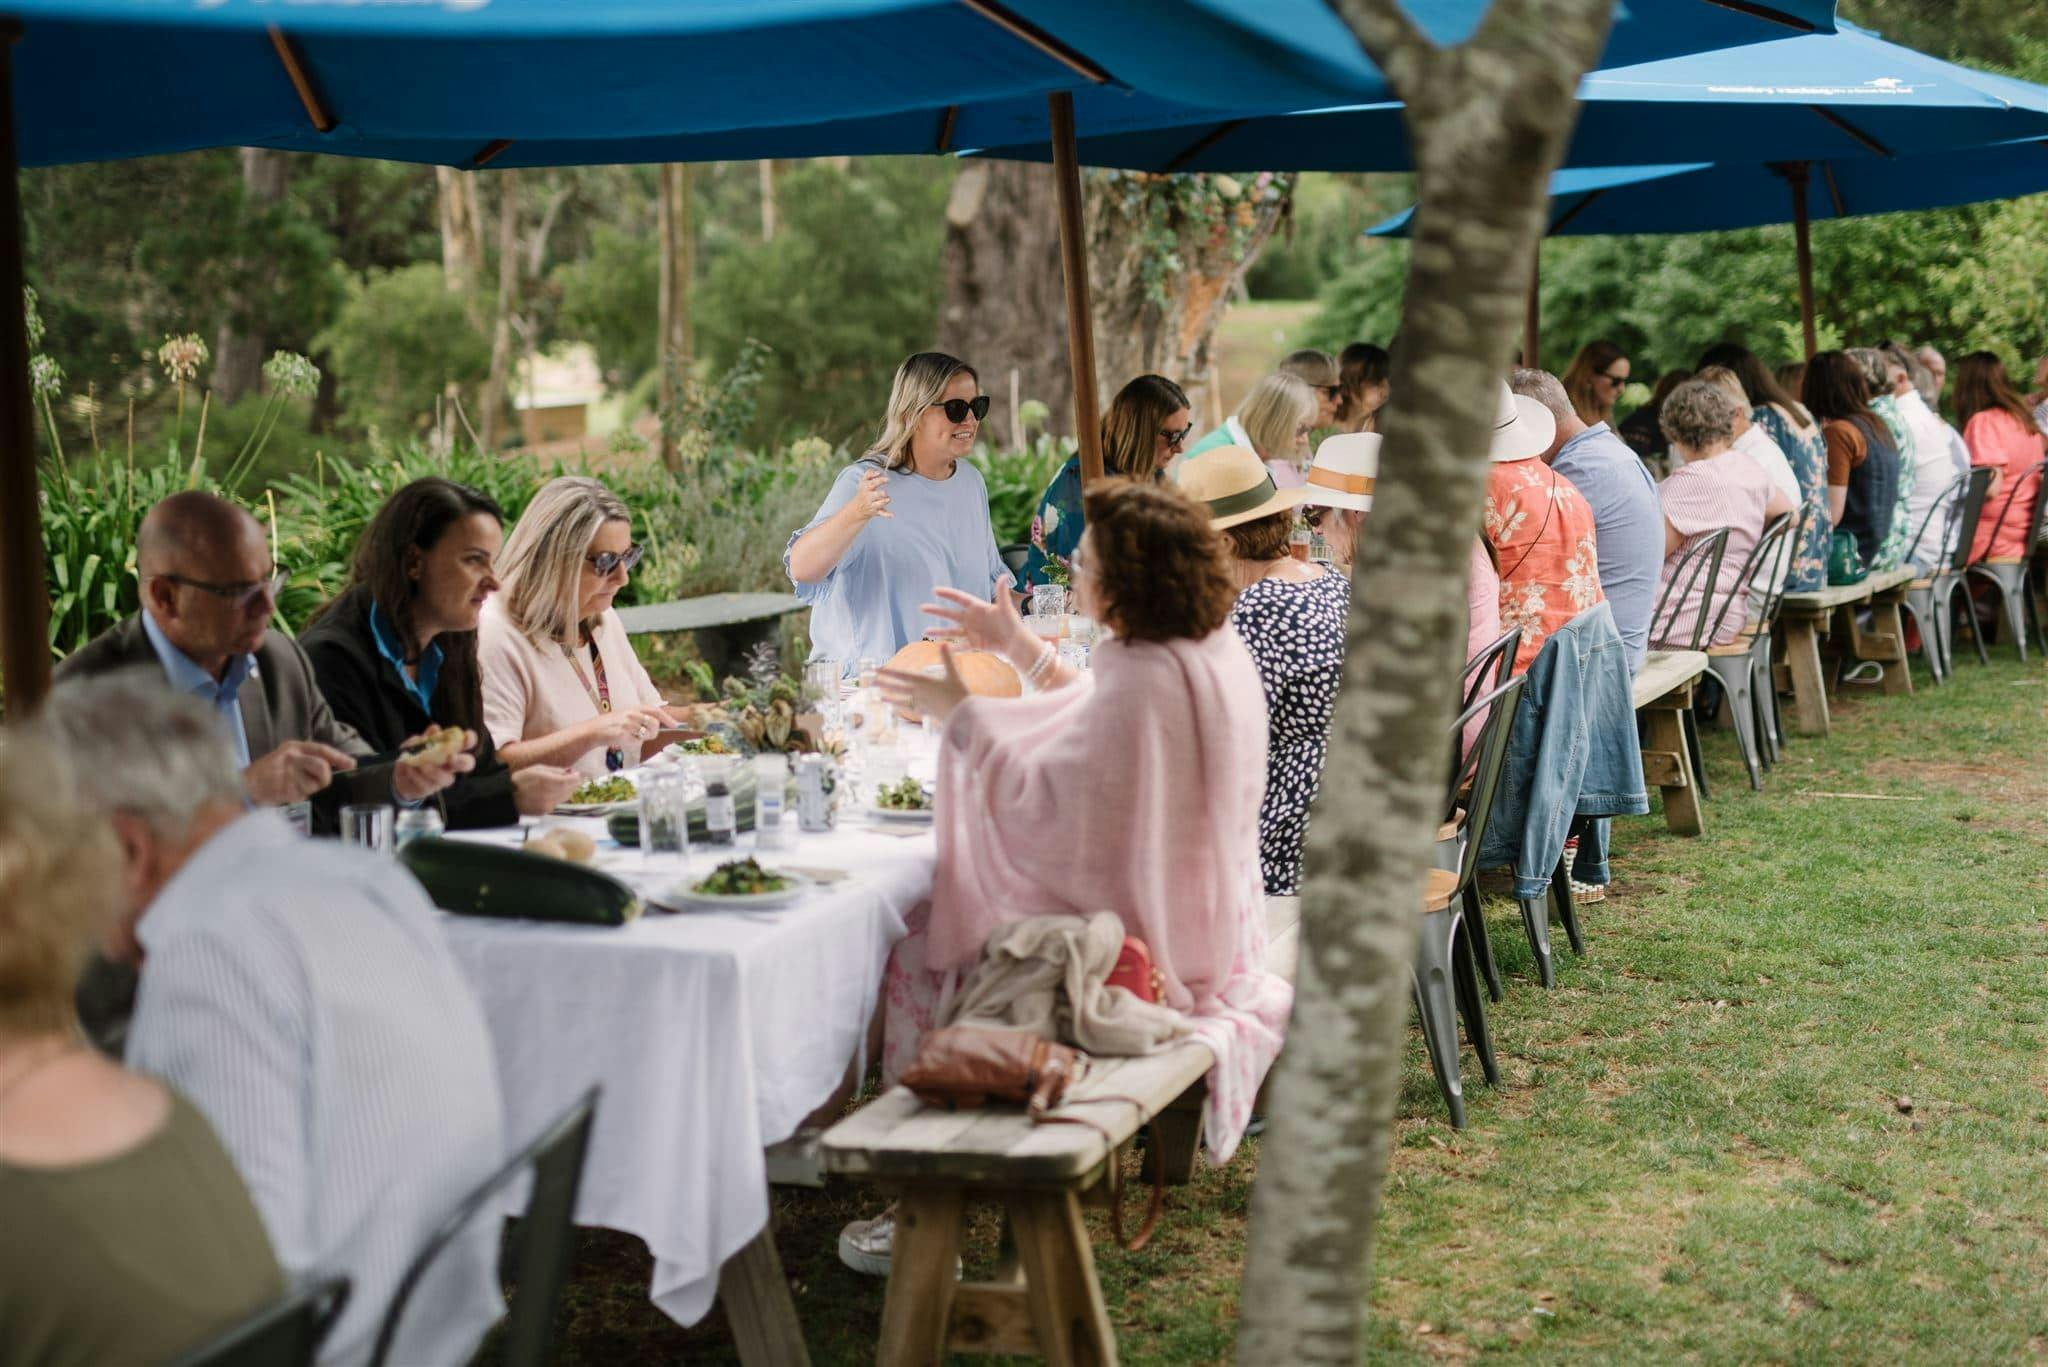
(1476, 600), (1648, 898)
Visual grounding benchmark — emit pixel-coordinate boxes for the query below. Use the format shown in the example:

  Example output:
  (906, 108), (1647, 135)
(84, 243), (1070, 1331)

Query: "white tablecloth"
(440, 816), (932, 1324)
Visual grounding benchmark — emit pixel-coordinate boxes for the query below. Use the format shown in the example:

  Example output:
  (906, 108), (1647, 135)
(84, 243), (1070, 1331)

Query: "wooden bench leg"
(1866, 593), (1914, 696)
(1783, 616), (1831, 736)
(877, 1189), (964, 1367)
(1641, 705), (1704, 836)
(1139, 1092), (1204, 1187)
(719, 1222), (813, 1367)
(1009, 1190), (1116, 1367)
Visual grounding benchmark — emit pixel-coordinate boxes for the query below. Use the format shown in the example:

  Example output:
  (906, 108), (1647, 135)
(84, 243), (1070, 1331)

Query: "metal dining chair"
(1701, 512), (1797, 790)
(1646, 527), (1729, 799)
(164, 1277), (351, 1367)
(1443, 625), (1522, 1000)
(1899, 469), (1988, 683)
(368, 1087), (600, 1367)
(1416, 673), (1524, 1128)
(1964, 458), (2048, 663)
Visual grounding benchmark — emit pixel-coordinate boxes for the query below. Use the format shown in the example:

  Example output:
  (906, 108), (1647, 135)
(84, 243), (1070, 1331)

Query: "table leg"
(877, 1188), (964, 1366)
(1009, 1189), (1116, 1367)
(1139, 1090), (1204, 1187)
(1783, 616), (1831, 737)
(1866, 592), (1914, 695)
(1641, 704), (1704, 836)
(718, 1221), (813, 1367)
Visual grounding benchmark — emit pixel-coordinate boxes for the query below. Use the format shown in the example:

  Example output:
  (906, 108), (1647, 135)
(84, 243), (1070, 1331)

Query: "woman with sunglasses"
(478, 476), (685, 779)
(786, 352), (1014, 672)
(1563, 340), (1632, 427)
(1018, 374), (1191, 590)
(302, 478), (584, 825)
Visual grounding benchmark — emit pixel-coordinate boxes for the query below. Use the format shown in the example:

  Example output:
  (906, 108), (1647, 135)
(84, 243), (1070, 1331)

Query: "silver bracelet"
(1025, 640), (1056, 687)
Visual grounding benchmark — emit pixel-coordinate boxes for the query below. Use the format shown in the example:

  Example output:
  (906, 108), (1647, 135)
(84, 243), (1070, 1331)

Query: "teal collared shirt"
(369, 602), (442, 714)
(141, 609), (254, 767)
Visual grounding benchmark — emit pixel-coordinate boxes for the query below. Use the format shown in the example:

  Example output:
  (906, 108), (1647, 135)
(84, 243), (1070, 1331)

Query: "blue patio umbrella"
(1367, 137), (2048, 358)
(0, 0), (1851, 705)
(965, 25), (2048, 173)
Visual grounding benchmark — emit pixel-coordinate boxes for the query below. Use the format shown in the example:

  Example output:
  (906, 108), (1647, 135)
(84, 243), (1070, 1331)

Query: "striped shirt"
(127, 813), (506, 1367)
(1654, 451), (1775, 648)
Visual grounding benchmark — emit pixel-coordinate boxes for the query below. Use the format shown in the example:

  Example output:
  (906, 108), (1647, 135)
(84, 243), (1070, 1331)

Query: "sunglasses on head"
(586, 544), (644, 577)
(1160, 424), (1194, 449)
(932, 395), (991, 424)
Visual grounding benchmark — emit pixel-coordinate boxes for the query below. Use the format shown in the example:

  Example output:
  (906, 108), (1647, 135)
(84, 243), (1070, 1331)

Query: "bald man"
(58, 492), (469, 820)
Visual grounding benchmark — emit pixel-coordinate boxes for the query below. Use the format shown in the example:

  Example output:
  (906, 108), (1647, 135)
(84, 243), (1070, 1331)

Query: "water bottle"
(394, 805), (444, 851)
(753, 753), (791, 851)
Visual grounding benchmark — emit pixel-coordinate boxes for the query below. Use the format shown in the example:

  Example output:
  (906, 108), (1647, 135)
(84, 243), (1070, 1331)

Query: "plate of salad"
(868, 777), (936, 825)
(662, 735), (733, 759)
(669, 858), (812, 911)
(554, 773), (638, 815)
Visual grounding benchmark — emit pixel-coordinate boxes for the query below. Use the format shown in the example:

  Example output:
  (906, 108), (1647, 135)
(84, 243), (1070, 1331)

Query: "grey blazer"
(56, 612), (398, 820)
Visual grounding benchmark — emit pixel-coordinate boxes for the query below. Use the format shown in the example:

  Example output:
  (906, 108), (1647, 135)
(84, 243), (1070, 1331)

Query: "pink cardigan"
(477, 597), (667, 779)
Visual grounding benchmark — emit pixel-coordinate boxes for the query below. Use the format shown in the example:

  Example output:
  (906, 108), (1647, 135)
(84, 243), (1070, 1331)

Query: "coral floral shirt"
(1484, 458), (1606, 672)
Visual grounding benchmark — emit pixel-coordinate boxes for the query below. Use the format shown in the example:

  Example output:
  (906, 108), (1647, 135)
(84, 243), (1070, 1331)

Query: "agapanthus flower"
(29, 353), (62, 401)
(262, 349), (321, 399)
(158, 333), (209, 384)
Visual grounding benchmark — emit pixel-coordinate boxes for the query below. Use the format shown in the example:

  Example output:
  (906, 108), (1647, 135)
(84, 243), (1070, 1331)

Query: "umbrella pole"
(1523, 251), (1540, 369)
(0, 32), (50, 714)
(1787, 162), (1818, 361)
(1048, 93), (1103, 485)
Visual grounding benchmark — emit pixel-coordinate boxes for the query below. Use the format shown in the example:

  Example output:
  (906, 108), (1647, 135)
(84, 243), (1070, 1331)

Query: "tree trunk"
(759, 159), (779, 243)
(435, 166), (485, 294)
(939, 163), (1288, 441)
(655, 162), (695, 471)
(1234, 2), (1613, 1362)
(212, 148), (289, 406)
(478, 171), (519, 452)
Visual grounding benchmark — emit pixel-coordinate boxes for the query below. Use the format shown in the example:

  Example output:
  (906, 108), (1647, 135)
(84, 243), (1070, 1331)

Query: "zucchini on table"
(400, 837), (641, 927)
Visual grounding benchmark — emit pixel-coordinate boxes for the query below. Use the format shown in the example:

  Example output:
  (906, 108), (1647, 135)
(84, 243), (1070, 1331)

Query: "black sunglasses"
(1160, 424), (1194, 449)
(932, 395), (991, 424)
(1317, 384), (1342, 399)
(586, 544), (644, 577)
(1600, 369), (1629, 385)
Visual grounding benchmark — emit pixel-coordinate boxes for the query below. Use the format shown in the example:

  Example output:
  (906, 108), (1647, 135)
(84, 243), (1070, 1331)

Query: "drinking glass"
(639, 768), (689, 868)
(340, 803), (393, 855)
(1030, 583), (1068, 618)
(805, 658), (842, 706)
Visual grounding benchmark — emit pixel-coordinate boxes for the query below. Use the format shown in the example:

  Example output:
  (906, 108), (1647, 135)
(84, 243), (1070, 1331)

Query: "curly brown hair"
(1222, 509), (1294, 563)
(1081, 480), (1235, 643)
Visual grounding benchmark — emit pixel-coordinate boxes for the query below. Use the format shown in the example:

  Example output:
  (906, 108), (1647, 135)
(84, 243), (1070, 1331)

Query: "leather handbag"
(1107, 936), (1165, 1004)
(1826, 529), (1869, 586)
(899, 1026), (1167, 1250)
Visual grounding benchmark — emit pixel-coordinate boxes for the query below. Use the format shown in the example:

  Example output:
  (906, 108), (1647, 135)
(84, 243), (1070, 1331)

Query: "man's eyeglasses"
(587, 545), (645, 577)
(160, 570), (287, 611)
(931, 396), (991, 424)
(1600, 369), (1630, 386)
(1160, 424), (1194, 450)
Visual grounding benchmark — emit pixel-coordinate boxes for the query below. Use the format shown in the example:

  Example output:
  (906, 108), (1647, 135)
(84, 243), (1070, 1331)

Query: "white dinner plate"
(553, 776), (637, 816)
(665, 869), (813, 912)
(866, 804), (935, 825)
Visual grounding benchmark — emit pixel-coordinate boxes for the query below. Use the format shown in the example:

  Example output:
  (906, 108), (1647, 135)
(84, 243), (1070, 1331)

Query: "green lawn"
(502, 651), (2048, 1365)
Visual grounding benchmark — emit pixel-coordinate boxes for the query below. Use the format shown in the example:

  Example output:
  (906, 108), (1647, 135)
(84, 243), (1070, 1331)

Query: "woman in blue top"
(1019, 374), (1191, 589)
(787, 353), (1013, 672)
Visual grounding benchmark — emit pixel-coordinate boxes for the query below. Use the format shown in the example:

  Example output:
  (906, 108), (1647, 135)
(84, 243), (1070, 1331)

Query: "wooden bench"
(1632, 648), (1709, 836)
(821, 1043), (1215, 1365)
(615, 591), (806, 678)
(1776, 566), (1915, 737)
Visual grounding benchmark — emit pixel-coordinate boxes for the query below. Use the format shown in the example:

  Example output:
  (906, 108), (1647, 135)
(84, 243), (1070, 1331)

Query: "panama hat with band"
(1304, 432), (1379, 512)
(1491, 379), (1557, 462)
(1174, 444), (1309, 530)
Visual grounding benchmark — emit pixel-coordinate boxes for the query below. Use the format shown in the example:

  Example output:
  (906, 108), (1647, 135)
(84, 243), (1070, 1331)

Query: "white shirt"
(1897, 389), (1966, 568)
(128, 813), (507, 1367)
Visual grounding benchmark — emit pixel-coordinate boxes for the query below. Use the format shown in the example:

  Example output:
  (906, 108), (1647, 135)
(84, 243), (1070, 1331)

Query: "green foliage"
(967, 434), (1075, 546)
(1298, 238), (1411, 355)
(316, 264), (491, 438)
(694, 159), (954, 449)
(552, 220), (659, 389)
(1246, 173), (1407, 302)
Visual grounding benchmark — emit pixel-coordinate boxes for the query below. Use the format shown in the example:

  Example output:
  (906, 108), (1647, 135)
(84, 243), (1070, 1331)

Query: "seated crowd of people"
(5, 330), (2042, 1361)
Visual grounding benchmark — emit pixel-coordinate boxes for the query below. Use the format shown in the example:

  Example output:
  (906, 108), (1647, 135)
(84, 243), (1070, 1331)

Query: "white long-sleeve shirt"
(128, 812), (506, 1367)
(1897, 390), (1968, 568)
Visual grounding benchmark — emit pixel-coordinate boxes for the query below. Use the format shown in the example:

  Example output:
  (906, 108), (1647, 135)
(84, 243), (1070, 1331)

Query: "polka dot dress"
(1230, 570), (1351, 896)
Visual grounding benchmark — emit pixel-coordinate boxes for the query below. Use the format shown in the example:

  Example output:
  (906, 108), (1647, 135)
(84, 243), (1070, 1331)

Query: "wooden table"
(616, 591), (806, 678)
(1776, 566), (1915, 737)
(822, 1043), (1215, 1366)
(1632, 649), (1709, 836)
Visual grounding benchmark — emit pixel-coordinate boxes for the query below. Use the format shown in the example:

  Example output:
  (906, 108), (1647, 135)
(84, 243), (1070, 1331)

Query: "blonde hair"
(1238, 373), (1317, 464)
(1279, 348), (1338, 389)
(0, 730), (122, 1035)
(499, 475), (631, 646)
(868, 352), (979, 472)
(1696, 365), (1751, 412)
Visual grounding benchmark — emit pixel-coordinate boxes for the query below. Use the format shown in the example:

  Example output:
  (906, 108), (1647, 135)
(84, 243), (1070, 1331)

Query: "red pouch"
(1107, 936), (1165, 1004)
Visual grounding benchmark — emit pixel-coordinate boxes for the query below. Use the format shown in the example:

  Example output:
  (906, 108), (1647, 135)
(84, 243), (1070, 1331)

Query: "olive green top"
(0, 1089), (284, 1367)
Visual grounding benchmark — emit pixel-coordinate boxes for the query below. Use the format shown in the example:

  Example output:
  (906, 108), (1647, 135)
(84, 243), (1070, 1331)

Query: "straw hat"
(1491, 379), (1557, 462)
(1304, 432), (1380, 511)
(1174, 444), (1308, 530)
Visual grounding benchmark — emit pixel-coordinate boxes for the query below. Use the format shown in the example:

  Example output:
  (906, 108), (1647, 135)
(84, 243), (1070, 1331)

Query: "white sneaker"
(838, 1212), (895, 1277)
(1843, 661), (1885, 684)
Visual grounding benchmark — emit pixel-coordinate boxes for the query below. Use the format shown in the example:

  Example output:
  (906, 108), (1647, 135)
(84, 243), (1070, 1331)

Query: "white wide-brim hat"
(1174, 444), (1309, 530)
(1491, 380), (1557, 462)
(1304, 431), (1380, 512)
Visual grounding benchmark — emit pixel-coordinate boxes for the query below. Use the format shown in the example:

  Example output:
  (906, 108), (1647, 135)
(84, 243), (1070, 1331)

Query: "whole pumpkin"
(882, 640), (1022, 721)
